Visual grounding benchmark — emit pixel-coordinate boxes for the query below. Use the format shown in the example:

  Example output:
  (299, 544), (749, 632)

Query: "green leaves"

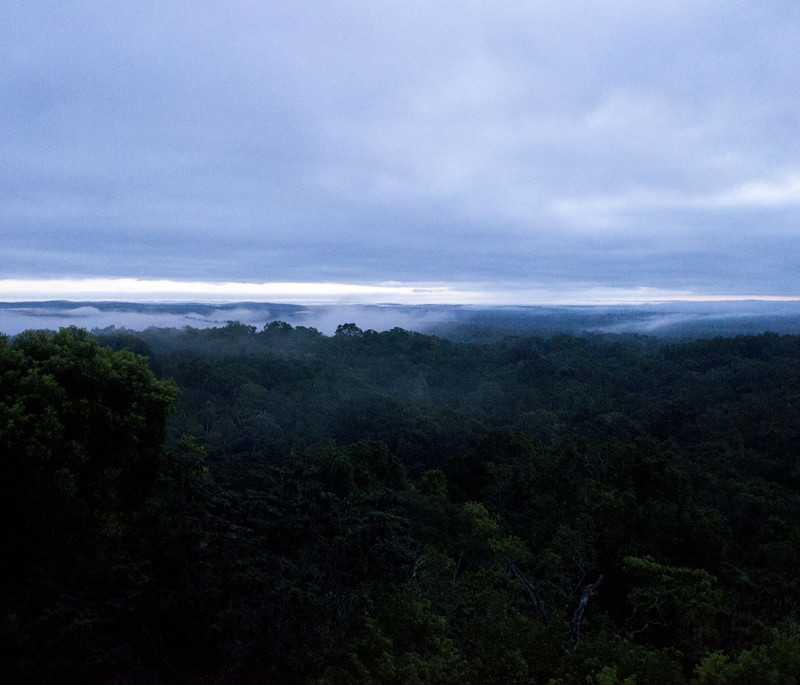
(7, 323), (800, 681)
(694, 623), (800, 685)
(1, 328), (178, 607)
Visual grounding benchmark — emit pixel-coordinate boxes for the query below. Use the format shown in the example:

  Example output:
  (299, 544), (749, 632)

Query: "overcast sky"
(2, 1), (800, 303)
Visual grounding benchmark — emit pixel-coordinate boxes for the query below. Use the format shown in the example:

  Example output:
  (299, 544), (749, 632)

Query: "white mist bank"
(0, 303), (453, 337)
(2, 300), (800, 338)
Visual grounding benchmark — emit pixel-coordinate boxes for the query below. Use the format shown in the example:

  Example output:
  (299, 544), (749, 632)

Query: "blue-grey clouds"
(2, 0), (800, 298)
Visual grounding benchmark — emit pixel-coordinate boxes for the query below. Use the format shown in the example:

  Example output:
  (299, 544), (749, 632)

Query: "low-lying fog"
(0, 302), (451, 337)
(2, 300), (800, 339)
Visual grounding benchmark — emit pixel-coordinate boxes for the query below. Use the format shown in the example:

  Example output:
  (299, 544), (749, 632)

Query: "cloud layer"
(2, 1), (800, 299)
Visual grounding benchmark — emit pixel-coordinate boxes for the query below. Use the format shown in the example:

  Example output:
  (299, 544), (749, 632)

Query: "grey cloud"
(2, 1), (800, 298)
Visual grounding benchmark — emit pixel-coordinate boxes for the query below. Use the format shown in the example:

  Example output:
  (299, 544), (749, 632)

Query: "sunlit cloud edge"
(2, 278), (800, 306)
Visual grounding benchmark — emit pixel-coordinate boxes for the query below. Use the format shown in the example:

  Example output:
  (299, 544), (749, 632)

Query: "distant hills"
(2, 299), (800, 340)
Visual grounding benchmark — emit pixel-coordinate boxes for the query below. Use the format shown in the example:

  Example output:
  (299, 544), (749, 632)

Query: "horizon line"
(2, 278), (800, 306)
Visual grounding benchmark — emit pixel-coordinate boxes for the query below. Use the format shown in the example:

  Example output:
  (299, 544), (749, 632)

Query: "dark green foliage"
(5, 324), (800, 681)
(1, 328), (177, 572)
(0, 328), (178, 680)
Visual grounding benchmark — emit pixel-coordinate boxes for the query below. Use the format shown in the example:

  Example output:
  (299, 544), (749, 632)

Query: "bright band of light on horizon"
(2, 278), (800, 306)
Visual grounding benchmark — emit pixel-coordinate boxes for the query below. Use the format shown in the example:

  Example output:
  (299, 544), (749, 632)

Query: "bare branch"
(571, 574), (604, 645)
(510, 563), (549, 624)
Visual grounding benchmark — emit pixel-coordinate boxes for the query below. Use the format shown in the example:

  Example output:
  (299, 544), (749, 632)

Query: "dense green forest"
(3, 322), (800, 682)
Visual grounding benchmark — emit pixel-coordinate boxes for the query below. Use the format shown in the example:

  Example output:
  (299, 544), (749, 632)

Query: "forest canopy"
(2, 322), (800, 683)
